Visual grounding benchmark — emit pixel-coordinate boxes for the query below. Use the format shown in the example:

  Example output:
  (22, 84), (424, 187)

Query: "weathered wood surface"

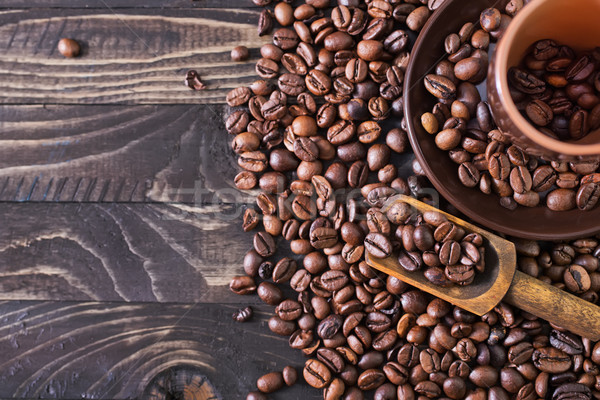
(0, 203), (257, 303)
(0, 8), (269, 105)
(0, 2), (412, 399)
(0, 104), (248, 203)
(0, 301), (319, 399)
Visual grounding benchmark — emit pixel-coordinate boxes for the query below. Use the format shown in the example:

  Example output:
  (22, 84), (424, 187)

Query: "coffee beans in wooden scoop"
(365, 202), (485, 287)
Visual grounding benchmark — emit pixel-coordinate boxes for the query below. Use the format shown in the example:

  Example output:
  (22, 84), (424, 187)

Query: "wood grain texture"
(0, 301), (319, 399)
(0, 8), (269, 105)
(0, 203), (259, 302)
(0, 104), (250, 203)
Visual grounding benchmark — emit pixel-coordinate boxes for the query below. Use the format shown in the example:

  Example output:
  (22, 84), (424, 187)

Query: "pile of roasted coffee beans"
(225, 0), (600, 399)
(365, 203), (485, 287)
(508, 40), (600, 141)
(422, 4), (600, 212)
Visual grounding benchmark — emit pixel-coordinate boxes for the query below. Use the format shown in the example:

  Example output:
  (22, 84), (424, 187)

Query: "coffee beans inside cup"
(507, 40), (600, 141)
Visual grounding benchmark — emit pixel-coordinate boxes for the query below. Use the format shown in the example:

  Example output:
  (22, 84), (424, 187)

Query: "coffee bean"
(258, 9), (273, 36)
(272, 257), (297, 284)
(424, 74), (457, 99)
(183, 69), (207, 91)
(458, 162), (480, 187)
(232, 306), (253, 323)
(304, 359), (332, 389)
(526, 99), (553, 126)
(576, 182), (600, 210)
(276, 300), (303, 321)
(280, 366), (297, 387)
(231, 45), (250, 62)
(268, 315), (296, 336)
(257, 371), (284, 393)
(246, 391), (267, 400)
(569, 109), (590, 140)
(357, 368), (385, 390)
(508, 67), (546, 94)
(454, 57), (485, 83)
(364, 233), (392, 259)
(230, 276), (257, 295)
(317, 347), (346, 374)
(532, 39), (559, 60)
(254, 231), (276, 257)
(435, 128), (462, 151)
(58, 38), (80, 58)
(406, 6), (431, 31)
(488, 152), (510, 180)
(273, 27), (299, 50)
(533, 347), (572, 373)
(546, 188), (576, 211)
(306, 69), (332, 95)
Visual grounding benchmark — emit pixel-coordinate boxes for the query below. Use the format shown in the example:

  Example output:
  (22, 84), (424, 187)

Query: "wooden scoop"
(365, 195), (600, 340)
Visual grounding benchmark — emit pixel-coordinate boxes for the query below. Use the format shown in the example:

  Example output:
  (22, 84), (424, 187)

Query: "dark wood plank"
(0, 104), (249, 203)
(0, 8), (268, 105)
(0, 301), (319, 399)
(0, 0), (257, 8)
(0, 203), (259, 303)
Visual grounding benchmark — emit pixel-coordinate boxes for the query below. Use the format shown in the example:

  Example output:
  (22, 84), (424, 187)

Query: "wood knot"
(143, 366), (220, 400)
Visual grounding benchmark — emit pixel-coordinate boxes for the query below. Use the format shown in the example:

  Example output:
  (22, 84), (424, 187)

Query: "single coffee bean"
(488, 152), (510, 180)
(306, 69), (332, 95)
(310, 226), (338, 250)
(282, 366), (297, 386)
(231, 45), (250, 62)
(576, 183), (600, 210)
(272, 257), (297, 283)
(526, 99), (553, 126)
(304, 359), (332, 389)
(454, 57), (485, 83)
(258, 9), (273, 36)
(509, 166), (532, 194)
(406, 6), (431, 31)
(58, 38), (81, 58)
(229, 276), (257, 295)
(246, 391), (267, 400)
(424, 74), (457, 99)
(235, 171), (258, 191)
(275, 299), (303, 321)
(273, 28), (299, 50)
(435, 129), (462, 151)
(533, 347), (572, 373)
(569, 109), (590, 140)
(227, 87), (252, 107)
(458, 162), (481, 188)
(232, 305), (253, 323)
(254, 231), (276, 257)
(549, 330), (583, 355)
(257, 371), (284, 393)
(508, 67), (546, 94)
(357, 368), (386, 391)
(257, 282), (283, 306)
(364, 233), (392, 259)
(546, 188), (576, 211)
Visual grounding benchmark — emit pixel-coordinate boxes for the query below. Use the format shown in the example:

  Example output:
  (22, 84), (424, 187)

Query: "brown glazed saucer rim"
(403, 0), (600, 240)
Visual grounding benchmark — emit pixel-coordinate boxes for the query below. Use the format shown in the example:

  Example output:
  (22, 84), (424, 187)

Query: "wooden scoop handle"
(504, 270), (600, 341)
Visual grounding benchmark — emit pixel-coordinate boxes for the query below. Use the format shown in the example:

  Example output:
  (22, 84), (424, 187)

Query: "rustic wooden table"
(0, 1), (335, 398)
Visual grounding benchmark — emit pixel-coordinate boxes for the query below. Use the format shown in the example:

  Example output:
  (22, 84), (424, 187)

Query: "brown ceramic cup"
(488, 0), (600, 161)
